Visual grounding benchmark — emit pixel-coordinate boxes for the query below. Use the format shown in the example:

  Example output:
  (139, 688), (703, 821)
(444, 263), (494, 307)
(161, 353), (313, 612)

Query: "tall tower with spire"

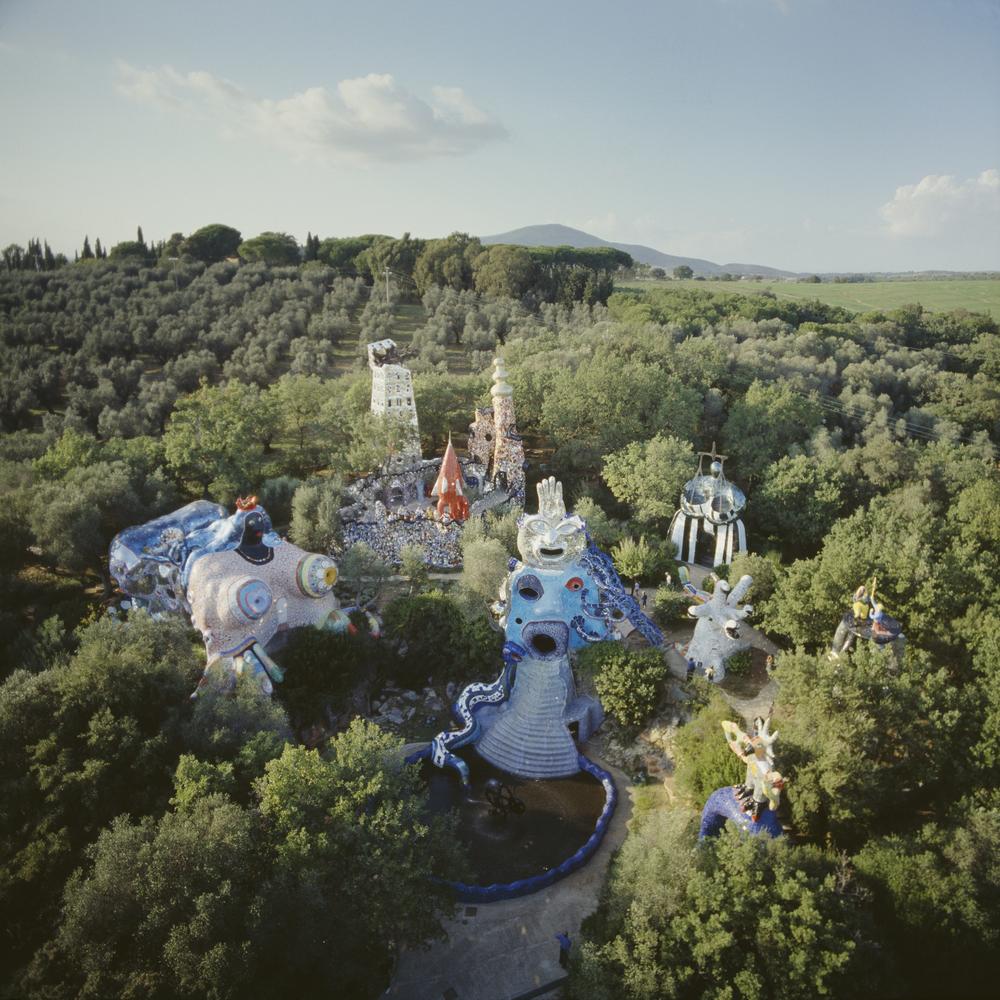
(489, 357), (525, 502)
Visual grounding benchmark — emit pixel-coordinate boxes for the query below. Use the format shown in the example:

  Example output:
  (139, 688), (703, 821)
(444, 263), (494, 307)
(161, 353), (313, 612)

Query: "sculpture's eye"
(528, 520), (547, 535)
(565, 577), (584, 591)
(517, 574), (543, 601)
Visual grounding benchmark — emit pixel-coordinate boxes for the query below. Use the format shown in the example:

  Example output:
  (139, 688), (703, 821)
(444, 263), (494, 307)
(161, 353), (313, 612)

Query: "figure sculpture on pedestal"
(830, 575), (905, 660)
(699, 717), (785, 839)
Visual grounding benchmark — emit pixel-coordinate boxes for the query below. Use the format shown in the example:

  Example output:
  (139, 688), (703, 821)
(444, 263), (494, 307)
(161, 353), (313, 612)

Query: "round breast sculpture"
(111, 498), (346, 696)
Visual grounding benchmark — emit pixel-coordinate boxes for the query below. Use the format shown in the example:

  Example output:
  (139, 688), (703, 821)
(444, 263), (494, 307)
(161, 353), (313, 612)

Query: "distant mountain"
(720, 262), (795, 278)
(480, 223), (796, 278)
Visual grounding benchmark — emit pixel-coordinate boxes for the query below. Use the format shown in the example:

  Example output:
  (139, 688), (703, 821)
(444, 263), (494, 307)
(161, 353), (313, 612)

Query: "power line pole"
(384, 265), (391, 305)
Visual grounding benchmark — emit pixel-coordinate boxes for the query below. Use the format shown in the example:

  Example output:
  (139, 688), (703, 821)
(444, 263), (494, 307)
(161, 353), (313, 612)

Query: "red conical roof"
(431, 436), (465, 497)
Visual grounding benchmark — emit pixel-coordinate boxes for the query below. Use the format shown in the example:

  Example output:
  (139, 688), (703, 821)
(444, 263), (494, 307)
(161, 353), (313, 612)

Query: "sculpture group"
(830, 575), (905, 661)
(106, 344), (912, 867)
(699, 717), (785, 839)
(339, 344), (525, 568)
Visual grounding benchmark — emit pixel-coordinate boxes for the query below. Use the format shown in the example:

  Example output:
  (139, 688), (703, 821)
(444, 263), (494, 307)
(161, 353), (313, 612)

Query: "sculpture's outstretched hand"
(722, 720), (751, 760)
(536, 476), (566, 520)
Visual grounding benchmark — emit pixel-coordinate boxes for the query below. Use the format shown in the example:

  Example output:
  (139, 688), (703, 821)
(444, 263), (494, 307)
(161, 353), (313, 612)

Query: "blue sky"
(1, 0), (997, 271)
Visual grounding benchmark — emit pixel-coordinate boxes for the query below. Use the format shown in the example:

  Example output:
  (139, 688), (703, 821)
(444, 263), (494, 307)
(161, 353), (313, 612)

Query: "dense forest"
(1, 228), (998, 998)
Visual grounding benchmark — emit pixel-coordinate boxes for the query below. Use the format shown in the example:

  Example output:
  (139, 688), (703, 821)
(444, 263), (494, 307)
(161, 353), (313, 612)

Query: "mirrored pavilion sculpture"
(669, 444), (747, 568)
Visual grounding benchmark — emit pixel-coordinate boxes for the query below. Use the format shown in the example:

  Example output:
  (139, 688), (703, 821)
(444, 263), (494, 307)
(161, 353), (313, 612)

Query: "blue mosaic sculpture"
(699, 718), (785, 839)
(426, 477), (663, 789)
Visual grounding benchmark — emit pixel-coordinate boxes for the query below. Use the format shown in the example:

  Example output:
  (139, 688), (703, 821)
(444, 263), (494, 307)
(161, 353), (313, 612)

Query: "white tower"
(367, 339), (420, 462)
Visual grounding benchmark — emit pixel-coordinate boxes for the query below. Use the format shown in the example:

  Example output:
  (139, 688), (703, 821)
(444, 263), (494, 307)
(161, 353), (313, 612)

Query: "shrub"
(275, 627), (387, 730)
(257, 475), (301, 527)
(853, 807), (1000, 998)
(724, 647), (753, 676)
(651, 586), (690, 626)
(381, 590), (501, 688)
(584, 643), (667, 730)
(729, 550), (781, 605)
(772, 646), (971, 847)
(570, 812), (883, 1000)
(673, 686), (744, 802)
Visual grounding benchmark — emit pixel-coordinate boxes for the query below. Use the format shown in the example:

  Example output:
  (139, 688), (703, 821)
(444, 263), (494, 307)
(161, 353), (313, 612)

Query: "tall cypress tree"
(81, 236), (94, 260)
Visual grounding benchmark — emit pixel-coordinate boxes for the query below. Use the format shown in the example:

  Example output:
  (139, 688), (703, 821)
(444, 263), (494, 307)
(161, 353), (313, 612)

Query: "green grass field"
(618, 277), (1000, 320)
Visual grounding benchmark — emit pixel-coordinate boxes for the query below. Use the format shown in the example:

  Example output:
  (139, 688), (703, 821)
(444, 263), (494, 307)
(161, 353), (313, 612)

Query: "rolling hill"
(479, 223), (796, 278)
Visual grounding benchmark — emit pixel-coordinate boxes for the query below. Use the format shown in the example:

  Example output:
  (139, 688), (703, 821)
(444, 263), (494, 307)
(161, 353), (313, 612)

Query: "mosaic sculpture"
(830, 575), (906, 660)
(468, 357), (526, 505)
(110, 498), (352, 696)
(340, 349), (526, 567)
(684, 574), (754, 682)
(427, 477), (664, 788)
(699, 717), (785, 838)
(669, 445), (747, 568)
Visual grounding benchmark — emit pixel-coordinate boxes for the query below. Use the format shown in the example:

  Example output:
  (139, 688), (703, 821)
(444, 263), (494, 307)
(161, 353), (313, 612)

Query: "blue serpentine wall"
(404, 750), (618, 903)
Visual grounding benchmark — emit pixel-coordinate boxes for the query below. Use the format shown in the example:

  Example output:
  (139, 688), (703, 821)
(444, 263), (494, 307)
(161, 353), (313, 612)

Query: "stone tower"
(367, 339), (420, 463)
(467, 406), (495, 470)
(488, 357), (525, 501)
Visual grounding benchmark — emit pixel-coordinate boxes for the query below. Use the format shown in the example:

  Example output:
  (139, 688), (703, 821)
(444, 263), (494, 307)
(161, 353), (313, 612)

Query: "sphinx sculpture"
(110, 497), (353, 696)
(699, 717), (785, 839)
(427, 477), (663, 788)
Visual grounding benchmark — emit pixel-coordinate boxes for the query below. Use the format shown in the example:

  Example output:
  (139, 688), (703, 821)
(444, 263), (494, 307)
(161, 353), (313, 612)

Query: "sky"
(1, 0), (998, 272)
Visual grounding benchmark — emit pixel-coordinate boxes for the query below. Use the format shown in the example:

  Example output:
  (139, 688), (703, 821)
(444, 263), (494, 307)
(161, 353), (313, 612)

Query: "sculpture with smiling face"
(497, 477), (663, 657)
(430, 476), (664, 786)
(516, 478), (588, 569)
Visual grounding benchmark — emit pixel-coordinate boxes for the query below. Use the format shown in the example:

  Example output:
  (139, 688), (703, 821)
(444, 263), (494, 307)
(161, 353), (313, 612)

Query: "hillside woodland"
(1, 229), (998, 998)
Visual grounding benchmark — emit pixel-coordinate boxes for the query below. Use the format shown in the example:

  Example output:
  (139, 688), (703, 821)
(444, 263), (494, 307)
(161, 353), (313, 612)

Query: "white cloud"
(115, 62), (506, 163)
(880, 169), (1000, 237)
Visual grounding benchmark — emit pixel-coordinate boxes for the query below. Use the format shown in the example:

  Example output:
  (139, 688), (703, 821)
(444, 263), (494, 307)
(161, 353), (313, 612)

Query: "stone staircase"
(476, 657), (580, 778)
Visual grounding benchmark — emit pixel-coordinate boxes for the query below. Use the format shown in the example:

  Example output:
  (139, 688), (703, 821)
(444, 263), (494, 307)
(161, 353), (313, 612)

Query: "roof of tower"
(431, 436), (466, 497)
(491, 356), (513, 398)
(367, 339), (399, 367)
(678, 445), (745, 524)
